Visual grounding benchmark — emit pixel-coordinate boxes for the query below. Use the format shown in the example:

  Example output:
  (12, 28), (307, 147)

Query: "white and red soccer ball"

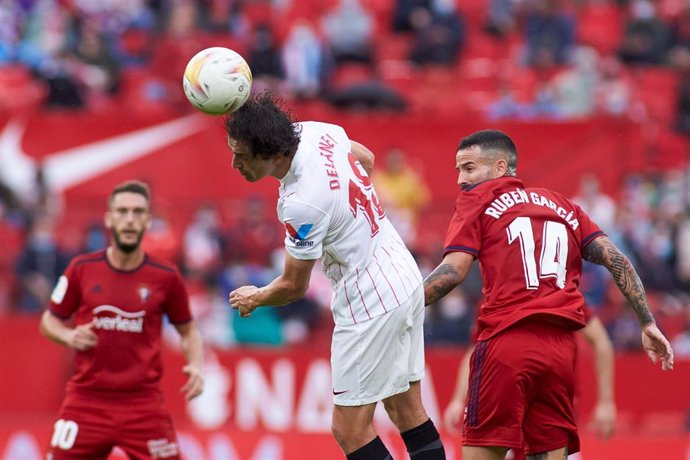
(182, 47), (253, 115)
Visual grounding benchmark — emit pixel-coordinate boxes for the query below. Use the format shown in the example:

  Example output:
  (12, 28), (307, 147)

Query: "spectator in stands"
(14, 215), (70, 314)
(373, 147), (431, 246)
(0, 0), (25, 63)
(268, 250), (322, 345)
(675, 210), (690, 289)
(424, 288), (474, 345)
(484, 0), (517, 38)
(522, 0), (576, 68)
(572, 175), (616, 310)
(187, 274), (236, 349)
(409, 0), (465, 66)
(281, 19), (333, 99)
(324, 66), (408, 111)
(219, 261), (283, 346)
(321, 0), (375, 66)
(671, 304), (690, 357)
(198, 0), (248, 35)
(573, 173), (617, 233)
(0, 177), (29, 229)
(392, 0), (431, 32)
(618, 0), (669, 66)
(224, 196), (282, 267)
(69, 20), (121, 104)
(552, 46), (600, 118)
(82, 221), (107, 253)
(596, 55), (632, 117)
(669, 2), (690, 52)
(149, 0), (206, 110)
(674, 49), (690, 134)
(246, 23), (284, 94)
(183, 203), (224, 277)
(20, 1), (84, 108)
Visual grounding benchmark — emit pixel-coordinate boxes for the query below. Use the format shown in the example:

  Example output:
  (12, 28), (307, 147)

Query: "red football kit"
(46, 250), (192, 460)
(444, 176), (604, 455)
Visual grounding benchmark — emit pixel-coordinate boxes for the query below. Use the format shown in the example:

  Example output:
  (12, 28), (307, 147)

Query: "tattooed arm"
(583, 236), (654, 325)
(423, 251), (475, 306)
(584, 236), (674, 370)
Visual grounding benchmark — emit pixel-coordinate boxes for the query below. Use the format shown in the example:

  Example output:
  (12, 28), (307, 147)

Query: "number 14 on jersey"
(507, 217), (568, 290)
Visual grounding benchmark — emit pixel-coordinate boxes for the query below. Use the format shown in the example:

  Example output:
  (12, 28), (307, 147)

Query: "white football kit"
(278, 122), (425, 405)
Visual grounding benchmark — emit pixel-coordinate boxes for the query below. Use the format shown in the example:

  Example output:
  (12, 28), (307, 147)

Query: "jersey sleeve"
(282, 198), (329, 260)
(48, 260), (81, 319)
(443, 192), (484, 257)
(164, 270), (193, 324)
(574, 203), (606, 249)
(583, 303), (594, 323)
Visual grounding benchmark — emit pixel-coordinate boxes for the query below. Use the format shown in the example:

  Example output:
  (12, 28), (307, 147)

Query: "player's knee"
(332, 419), (375, 451)
(331, 421), (347, 447)
(384, 400), (428, 432)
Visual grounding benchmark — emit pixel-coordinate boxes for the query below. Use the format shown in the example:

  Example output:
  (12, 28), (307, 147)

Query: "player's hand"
(443, 398), (465, 436)
(181, 364), (204, 401)
(67, 321), (98, 351)
(229, 286), (260, 318)
(641, 323), (674, 370)
(591, 400), (616, 440)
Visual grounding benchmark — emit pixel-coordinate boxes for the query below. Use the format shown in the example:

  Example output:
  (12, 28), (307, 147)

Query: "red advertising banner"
(1, 317), (688, 459)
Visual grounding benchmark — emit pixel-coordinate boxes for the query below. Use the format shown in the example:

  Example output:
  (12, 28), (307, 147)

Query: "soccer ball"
(183, 47), (253, 115)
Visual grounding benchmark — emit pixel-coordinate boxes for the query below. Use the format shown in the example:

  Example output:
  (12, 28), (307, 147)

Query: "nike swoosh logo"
(0, 114), (206, 195)
(333, 390), (349, 395)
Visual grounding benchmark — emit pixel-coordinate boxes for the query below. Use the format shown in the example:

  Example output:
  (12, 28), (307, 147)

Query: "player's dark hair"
(109, 180), (150, 206)
(458, 129), (518, 175)
(224, 92), (302, 160)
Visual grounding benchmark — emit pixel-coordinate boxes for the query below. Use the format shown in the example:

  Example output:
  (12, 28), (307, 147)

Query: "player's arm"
(229, 253), (317, 317)
(580, 317), (616, 439)
(583, 236), (674, 370)
(39, 310), (97, 351)
(423, 251), (474, 306)
(351, 140), (375, 176)
(174, 320), (204, 400)
(443, 344), (474, 435)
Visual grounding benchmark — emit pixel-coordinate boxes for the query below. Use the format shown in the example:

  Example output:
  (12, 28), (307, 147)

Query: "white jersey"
(278, 122), (423, 326)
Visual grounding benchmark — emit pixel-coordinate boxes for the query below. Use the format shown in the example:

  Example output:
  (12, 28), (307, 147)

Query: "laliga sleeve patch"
(51, 275), (68, 304)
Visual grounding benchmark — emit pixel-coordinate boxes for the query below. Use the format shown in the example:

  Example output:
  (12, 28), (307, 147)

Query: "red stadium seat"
(576, 3), (624, 55)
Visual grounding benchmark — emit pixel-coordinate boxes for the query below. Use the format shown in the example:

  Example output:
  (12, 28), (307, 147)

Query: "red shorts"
(462, 320), (580, 455)
(46, 392), (180, 460)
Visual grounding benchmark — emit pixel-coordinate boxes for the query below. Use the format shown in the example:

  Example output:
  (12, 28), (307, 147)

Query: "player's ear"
(103, 211), (112, 229)
(494, 158), (508, 177)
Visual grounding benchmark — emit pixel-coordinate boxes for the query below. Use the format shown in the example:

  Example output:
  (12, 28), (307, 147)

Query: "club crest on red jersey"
(138, 285), (151, 302)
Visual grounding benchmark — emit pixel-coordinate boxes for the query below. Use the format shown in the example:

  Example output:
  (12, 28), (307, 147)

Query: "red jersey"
(48, 250), (192, 397)
(444, 177), (604, 341)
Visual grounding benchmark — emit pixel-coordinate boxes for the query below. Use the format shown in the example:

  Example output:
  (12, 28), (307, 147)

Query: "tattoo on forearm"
(584, 239), (654, 325)
(423, 264), (463, 305)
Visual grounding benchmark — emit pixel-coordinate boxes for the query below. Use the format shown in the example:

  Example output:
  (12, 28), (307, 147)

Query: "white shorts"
(331, 285), (425, 406)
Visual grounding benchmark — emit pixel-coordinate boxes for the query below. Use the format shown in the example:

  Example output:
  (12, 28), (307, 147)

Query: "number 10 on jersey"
(347, 153), (385, 237)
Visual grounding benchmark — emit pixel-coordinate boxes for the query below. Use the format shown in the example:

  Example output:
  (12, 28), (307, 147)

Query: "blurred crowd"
(3, 0), (690, 121)
(0, 0), (689, 356)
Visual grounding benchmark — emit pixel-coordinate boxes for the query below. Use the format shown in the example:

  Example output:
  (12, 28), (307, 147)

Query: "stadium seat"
(576, 3), (624, 55)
